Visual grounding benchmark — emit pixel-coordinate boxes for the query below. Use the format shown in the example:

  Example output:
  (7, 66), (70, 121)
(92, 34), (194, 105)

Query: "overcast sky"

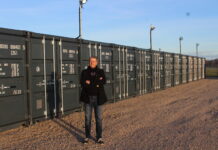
(0, 0), (218, 59)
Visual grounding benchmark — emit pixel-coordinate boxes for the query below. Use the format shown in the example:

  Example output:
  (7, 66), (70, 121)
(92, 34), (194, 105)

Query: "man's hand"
(85, 80), (90, 85)
(99, 77), (103, 80)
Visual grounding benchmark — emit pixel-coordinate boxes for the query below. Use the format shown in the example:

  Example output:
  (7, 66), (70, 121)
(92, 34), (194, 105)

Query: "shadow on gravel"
(170, 116), (196, 127)
(205, 77), (218, 80)
(207, 109), (218, 121)
(52, 118), (95, 143)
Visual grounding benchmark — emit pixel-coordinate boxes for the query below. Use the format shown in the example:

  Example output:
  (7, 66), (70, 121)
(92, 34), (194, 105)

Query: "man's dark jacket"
(80, 65), (107, 105)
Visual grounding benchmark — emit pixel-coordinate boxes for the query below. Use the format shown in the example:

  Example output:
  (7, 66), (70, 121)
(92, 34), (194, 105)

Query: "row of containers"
(0, 28), (205, 132)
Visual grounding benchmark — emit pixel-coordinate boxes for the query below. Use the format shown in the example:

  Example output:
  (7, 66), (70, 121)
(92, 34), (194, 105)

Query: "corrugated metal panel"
(146, 51), (152, 92)
(28, 33), (56, 121)
(164, 53), (173, 88)
(198, 58), (202, 79)
(58, 38), (81, 115)
(193, 57), (198, 81)
(159, 53), (165, 89)
(0, 29), (28, 131)
(179, 55), (182, 84)
(152, 52), (161, 91)
(202, 58), (205, 79)
(135, 49), (147, 95)
(174, 54), (180, 86)
(188, 56), (193, 82)
(112, 46), (136, 100)
(182, 56), (188, 83)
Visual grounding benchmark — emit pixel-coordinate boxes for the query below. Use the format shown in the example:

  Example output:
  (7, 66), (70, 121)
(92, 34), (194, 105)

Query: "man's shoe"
(96, 138), (104, 144)
(83, 138), (89, 144)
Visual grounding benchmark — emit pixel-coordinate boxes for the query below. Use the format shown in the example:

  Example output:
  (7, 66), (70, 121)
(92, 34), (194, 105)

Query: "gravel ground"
(0, 79), (218, 150)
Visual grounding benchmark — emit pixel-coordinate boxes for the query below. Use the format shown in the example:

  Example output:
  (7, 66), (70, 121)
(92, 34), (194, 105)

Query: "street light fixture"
(196, 43), (200, 57)
(150, 25), (156, 50)
(78, 0), (88, 39)
(179, 36), (183, 54)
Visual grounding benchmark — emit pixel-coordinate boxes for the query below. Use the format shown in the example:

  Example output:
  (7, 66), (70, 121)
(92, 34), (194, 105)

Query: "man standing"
(80, 56), (107, 144)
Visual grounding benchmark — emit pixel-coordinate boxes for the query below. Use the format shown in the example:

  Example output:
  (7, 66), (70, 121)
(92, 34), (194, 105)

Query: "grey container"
(164, 53), (174, 88)
(112, 45), (137, 101)
(27, 33), (57, 122)
(181, 55), (188, 83)
(159, 52), (165, 89)
(178, 55), (182, 84)
(0, 27), (207, 132)
(193, 57), (198, 81)
(201, 58), (205, 79)
(188, 56), (193, 82)
(197, 58), (202, 80)
(146, 50), (152, 92)
(135, 49), (147, 95)
(0, 28), (28, 131)
(152, 51), (161, 91)
(80, 40), (113, 62)
(27, 33), (81, 122)
(57, 37), (81, 115)
(173, 54), (180, 86)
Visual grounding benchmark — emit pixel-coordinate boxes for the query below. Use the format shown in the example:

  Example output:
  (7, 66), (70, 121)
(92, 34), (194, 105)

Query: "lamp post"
(179, 36), (183, 54)
(196, 43), (199, 57)
(78, 0), (88, 39)
(150, 25), (155, 50)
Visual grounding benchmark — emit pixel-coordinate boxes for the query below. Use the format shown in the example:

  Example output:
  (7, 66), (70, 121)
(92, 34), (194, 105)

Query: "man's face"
(89, 57), (98, 68)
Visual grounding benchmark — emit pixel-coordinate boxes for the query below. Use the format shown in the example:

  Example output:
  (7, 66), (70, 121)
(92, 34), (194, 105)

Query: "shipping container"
(188, 56), (193, 82)
(198, 58), (202, 79)
(179, 55), (183, 84)
(112, 45), (136, 100)
(146, 50), (152, 92)
(193, 57), (198, 81)
(0, 27), (206, 132)
(27, 33), (57, 122)
(0, 28), (28, 131)
(181, 55), (188, 83)
(136, 49), (147, 95)
(152, 51), (161, 91)
(202, 58), (205, 79)
(57, 37), (81, 115)
(159, 52), (165, 89)
(164, 53), (174, 88)
(173, 54), (180, 86)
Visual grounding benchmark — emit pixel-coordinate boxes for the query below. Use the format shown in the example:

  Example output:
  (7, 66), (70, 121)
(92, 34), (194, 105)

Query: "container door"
(188, 57), (193, 82)
(198, 58), (202, 79)
(164, 53), (172, 88)
(152, 52), (161, 91)
(174, 54), (180, 85)
(160, 53), (165, 89)
(202, 58), (205, 79)
(146, 51), (152, 92)
(98, 44), (113, 102)
(193, 57), (197, 81)
(57, 39), (80, 115)
(182, 56), (187, 83)
(135, 49), (141, 95)
(29, 35), (56, 121)
(0, 30), (28, 131)
(127, 47), (136, 97)
(113, 47), (127, 100)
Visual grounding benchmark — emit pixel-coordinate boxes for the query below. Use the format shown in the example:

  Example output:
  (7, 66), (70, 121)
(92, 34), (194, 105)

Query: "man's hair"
(89, 56), (98, 62)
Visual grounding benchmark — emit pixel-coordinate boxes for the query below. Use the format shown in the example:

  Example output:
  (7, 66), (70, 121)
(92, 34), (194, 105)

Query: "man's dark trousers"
(85, 95), (102, 139)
